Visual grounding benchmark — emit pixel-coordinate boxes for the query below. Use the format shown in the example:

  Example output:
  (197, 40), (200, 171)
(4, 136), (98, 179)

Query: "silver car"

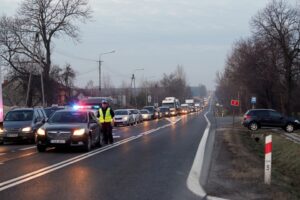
(129, 109), (143, 124)
(114, 109), (135, 126)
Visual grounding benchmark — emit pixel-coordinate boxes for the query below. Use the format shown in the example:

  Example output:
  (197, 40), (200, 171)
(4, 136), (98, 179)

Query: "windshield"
(159, 107), (169, 112)
(140, 110), (148, 114)
(44, 108), (64, 118)
(48, 111), (87, 123)
(115, 110), (128, 115)
(4, 110), (34, 121)
(162, 103), (175, 108)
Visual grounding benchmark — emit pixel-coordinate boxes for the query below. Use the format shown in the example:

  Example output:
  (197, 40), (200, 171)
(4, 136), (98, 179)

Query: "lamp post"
(131, 68), (144, 108)
(98, 50), (115, 95)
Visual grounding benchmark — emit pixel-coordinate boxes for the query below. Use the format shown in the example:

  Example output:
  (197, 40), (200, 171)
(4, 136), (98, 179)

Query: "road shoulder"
(205, 117), (299, 200)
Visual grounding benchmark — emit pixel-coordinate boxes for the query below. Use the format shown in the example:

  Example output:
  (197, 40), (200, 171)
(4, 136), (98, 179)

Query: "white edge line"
(186, 110), (210, 198)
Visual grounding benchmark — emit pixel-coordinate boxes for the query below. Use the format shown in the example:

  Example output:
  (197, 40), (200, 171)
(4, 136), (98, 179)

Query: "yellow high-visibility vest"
(99, 108), (113, 123)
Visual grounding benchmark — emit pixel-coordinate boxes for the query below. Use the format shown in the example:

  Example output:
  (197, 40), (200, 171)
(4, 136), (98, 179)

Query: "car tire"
(37, 145), (46, 152)
(84, 135), (92, 152)
(249, 122), (259, 131)
(285, 123), (294, 133)
(0, 140), (3, 145)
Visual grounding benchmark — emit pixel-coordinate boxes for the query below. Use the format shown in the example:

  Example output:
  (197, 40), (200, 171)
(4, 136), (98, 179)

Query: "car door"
(268, 111), (285, 127)
(88, 112), (98, 143)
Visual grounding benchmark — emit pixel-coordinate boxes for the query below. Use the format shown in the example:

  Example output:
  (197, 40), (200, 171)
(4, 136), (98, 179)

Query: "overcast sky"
(1, 0), (276, 89)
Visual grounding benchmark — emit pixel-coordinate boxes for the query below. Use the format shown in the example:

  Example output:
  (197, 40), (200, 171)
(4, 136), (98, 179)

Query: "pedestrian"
(97, 100), (115, 144)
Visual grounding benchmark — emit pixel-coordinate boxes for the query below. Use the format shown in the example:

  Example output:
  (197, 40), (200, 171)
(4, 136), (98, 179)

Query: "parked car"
(36, 110), (102, 152)
(0, 107), (47, 144)
(242, 109), (300, 133)
(158, 107), (170, 117)
(129, 109), (143, 124)
(143, 106), (161, 119)
(140, 109), (153, 120)
(114, 109), (135, 126)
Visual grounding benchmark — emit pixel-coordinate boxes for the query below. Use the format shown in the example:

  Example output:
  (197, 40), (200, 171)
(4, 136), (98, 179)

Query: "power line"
(54, 50), (97, 62)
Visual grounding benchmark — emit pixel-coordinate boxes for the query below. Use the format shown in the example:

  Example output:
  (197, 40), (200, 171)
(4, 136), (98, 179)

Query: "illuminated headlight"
(123, 116), (128, 120)
(295, 120), (300, 124)
(37, 128), (45, 136)
(22, 127), (32, 132)
(73, 129), (85, 136)
(166, 112), (169, 114)
(155, 112), (158, 116)
(0, 128), (6, 134)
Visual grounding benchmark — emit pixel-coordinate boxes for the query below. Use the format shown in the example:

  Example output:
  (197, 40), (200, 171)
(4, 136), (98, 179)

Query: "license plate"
(7, 134), (18, 137)
(50, 140), (66, 144)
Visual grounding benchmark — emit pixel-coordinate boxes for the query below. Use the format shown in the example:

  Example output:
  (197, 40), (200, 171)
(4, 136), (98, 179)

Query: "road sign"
(148, 95), (152, 103)
(251, 97), (257, 104)
(230, 99), (240, 107)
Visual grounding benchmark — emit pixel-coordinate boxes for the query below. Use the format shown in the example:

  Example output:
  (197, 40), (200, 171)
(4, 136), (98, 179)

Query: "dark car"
(0, 108), (47, 144)
(143, 106), (161, 119)
(36, 110), (102, 152)
(158, 107), (170, 117)
(242, 109), (300, 133)
(43, 106), (65, 118)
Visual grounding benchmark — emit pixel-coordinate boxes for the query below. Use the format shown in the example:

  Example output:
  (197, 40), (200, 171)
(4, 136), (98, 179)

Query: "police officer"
(97, 100), (115, 144)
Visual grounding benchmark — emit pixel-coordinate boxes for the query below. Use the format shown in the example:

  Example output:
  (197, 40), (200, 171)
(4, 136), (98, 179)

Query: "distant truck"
(185, 99), (196, 112)
(162, 97), (180, 116)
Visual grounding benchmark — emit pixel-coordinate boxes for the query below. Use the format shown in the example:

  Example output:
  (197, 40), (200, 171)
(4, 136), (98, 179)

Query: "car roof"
(10, 108), (34, 111)
(249, 109), (276, 111)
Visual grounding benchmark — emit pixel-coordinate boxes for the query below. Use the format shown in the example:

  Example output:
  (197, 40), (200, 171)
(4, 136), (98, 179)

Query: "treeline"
(216, 0), (300, 115)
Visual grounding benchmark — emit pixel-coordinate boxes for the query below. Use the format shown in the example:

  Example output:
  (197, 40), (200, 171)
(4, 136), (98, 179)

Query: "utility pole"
(131, 74), (137, 108)
(98, 50), (116, 96)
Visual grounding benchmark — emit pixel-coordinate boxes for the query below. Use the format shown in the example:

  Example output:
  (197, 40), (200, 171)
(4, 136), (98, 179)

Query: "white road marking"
(0, 120), (180, 192)
(113, 135), (121, 138)
(186, 110), (210, 198)
(186, 101), (228, 200)
(19, 146), (36, 151)
(0, 153), (6, 156)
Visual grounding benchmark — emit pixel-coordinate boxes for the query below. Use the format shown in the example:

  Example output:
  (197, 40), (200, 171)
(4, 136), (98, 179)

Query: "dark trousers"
(101, 122), (113, 144)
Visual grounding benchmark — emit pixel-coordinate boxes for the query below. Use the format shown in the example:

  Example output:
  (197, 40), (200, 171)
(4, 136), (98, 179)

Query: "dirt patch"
(206, 118), (299, 200)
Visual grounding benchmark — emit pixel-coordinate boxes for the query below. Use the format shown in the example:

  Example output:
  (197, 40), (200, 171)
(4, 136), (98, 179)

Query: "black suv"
(0, 108), (47, 144)
(242, 109), (300, 133)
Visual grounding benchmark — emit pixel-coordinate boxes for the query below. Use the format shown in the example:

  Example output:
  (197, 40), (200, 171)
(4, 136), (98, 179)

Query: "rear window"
(48, 111), (87, 123)
(5, 110), (34, 121)
(115, 110), (128, 115)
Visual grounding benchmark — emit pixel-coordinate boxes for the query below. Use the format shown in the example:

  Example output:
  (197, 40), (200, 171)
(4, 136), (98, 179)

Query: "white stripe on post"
(264, 135), (272, 185)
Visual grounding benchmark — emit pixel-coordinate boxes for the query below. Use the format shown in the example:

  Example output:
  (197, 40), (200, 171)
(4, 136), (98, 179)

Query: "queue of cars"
(0, 103), (202, 152)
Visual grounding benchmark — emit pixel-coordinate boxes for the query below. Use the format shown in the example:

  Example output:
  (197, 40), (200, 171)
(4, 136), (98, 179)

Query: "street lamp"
(98, 50), (115, 95)
(131, 68), (144, 108)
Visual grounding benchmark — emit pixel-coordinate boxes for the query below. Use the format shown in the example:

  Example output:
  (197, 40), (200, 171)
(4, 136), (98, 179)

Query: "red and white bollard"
(264, 135), (272, 185)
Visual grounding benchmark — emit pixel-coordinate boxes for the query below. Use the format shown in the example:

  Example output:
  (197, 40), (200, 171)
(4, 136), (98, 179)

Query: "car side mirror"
(42, 118), (47, 123)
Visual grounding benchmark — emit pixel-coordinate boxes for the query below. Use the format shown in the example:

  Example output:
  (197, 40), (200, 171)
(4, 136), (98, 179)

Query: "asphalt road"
(0, 111), (208, 200)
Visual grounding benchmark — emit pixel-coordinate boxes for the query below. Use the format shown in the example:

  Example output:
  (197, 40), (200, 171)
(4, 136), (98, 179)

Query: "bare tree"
(251, 0), (300, 114)
(0, 0), (92, 105)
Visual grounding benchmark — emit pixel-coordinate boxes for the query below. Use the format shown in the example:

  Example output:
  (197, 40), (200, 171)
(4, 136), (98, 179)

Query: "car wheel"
(285, 123), (294, 133)
(37, 145), (46, 152)
(84, 135), (92, 152)
(249, 122), (259, 131)
(0, 140), (3, 145)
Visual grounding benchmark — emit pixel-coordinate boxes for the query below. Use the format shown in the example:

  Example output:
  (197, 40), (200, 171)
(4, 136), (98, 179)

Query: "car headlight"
(73, 129), (85, 136)
(123, 116), (128, 120)
(0, 128), (6, 134)
(37, 128), (45, 136)
(22, 127), (32, 132)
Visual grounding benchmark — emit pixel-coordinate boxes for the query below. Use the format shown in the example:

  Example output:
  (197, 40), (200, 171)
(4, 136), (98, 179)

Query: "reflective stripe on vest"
(99, 108), (112, 123)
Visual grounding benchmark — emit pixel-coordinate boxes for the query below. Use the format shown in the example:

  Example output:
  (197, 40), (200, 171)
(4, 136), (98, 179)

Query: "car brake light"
(244, 115), (251, 120)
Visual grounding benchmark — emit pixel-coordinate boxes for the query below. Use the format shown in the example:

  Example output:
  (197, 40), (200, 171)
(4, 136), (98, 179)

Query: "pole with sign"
(230, 99), (240, 128)
(251, 97), (256, 109)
